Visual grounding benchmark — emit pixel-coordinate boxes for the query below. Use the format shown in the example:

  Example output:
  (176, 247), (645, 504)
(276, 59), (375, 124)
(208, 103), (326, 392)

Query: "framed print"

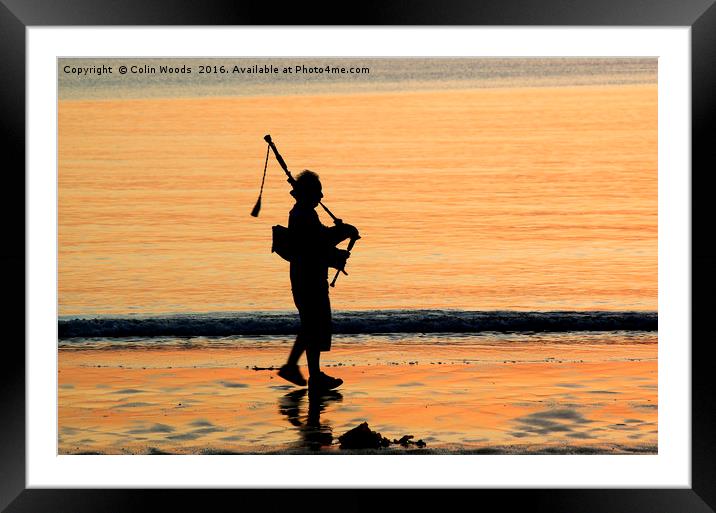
(4, 0), (716, 511)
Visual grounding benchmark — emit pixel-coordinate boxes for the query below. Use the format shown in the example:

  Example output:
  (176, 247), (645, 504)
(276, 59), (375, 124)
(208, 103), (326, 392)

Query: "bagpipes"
(251, 134), (360, 287)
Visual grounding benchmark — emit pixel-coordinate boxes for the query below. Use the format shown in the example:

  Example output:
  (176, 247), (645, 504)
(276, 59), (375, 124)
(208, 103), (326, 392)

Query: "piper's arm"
(324, 223), (359, 247)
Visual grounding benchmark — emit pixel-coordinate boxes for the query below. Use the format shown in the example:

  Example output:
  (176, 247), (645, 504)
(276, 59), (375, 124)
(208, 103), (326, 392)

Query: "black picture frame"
(3, 1), (715, 511)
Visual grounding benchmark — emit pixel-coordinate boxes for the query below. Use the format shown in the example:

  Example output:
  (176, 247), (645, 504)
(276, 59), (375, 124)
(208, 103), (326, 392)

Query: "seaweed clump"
(338, 422), (426, 450)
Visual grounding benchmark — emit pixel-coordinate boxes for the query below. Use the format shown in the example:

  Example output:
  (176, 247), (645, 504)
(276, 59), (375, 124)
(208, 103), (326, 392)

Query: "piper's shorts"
(292, 287), (332, 352)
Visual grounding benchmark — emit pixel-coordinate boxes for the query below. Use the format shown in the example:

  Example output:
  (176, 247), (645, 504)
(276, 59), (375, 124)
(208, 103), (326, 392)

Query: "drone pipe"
(263, 134), (342, 225)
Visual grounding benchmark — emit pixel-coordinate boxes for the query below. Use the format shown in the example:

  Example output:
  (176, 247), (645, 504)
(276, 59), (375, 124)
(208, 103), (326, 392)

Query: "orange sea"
(59, 84), (656, 315)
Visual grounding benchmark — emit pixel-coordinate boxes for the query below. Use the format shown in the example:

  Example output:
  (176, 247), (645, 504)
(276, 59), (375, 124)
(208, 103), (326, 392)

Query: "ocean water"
(58, 58), (657, 317)
(58, 330), (657, 352)
(59, 57), (657, 100)
(57, 310), (657, 340)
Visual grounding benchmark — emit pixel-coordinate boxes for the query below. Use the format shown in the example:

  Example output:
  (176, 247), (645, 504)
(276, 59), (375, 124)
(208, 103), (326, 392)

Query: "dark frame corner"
(3, 0), (715, 511)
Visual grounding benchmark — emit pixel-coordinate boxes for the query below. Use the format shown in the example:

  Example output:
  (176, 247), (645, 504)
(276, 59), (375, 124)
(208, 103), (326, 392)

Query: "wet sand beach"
(58, 334), (657, 454)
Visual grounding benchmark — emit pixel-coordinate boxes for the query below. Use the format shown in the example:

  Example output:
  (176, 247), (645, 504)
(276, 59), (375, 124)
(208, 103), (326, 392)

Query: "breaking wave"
(58, 310), (657, 339)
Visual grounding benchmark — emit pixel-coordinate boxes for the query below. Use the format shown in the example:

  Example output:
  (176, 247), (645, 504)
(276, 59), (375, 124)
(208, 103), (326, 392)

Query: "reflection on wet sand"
(58, 336), (657, 454)
(510, 408), (595, 439)
(279, 389), (343, 451)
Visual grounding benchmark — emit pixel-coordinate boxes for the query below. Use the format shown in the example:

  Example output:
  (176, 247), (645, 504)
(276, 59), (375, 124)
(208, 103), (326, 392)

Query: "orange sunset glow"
(58, 58), (657, 454)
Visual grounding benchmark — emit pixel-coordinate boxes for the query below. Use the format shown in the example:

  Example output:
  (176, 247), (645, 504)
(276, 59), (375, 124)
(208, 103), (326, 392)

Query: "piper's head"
(291, 170), (323, 207)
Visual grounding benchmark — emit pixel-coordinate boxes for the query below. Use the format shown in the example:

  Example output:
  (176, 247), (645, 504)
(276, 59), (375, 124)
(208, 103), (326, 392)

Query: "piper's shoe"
(308, 372), (343, 391)
(277, 364), (307, 387)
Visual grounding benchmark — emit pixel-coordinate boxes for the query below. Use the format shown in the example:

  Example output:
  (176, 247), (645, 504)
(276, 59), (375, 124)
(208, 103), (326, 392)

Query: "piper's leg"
(279, 333), (308, 386)
(286, 335), (306, 367)
(307, 348), (321, 377)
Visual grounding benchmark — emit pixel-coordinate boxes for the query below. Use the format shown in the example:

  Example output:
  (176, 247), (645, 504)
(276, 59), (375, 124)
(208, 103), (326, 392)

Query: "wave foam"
(58, 310), (657, 339)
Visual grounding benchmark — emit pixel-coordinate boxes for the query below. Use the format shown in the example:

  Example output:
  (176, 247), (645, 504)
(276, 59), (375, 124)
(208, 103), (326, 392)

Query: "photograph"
(57, 56), (659, 456)
(2, 1), (713, 508)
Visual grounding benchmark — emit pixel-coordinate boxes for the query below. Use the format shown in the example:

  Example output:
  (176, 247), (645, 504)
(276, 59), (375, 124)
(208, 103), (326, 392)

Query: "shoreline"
(57, 310), (658, 338)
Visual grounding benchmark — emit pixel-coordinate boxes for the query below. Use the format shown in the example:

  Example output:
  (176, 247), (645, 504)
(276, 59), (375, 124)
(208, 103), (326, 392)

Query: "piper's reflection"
(278, 388), (343, 450)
